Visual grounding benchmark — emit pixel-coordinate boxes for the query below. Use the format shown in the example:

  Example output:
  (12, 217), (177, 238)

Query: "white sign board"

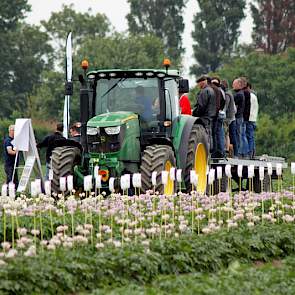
(14, 119), (44, 193)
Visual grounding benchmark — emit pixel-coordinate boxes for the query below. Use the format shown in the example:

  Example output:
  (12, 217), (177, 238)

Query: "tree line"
(0, 0), (294, 158)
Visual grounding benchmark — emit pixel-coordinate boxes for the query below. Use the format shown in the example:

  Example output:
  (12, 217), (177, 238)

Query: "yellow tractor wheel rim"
(164, 160), (174, 195)
(194, 143), (207, 193)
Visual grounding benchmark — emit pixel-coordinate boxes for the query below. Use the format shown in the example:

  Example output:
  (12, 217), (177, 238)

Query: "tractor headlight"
(87, 127), (99, 136)
(104, 126), (121, 135)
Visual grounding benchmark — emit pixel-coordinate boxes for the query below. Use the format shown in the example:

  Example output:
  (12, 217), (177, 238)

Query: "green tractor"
(51, 60), (209, 194)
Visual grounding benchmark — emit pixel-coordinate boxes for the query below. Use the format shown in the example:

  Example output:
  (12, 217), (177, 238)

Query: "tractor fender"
(178, 116), (205, 171)
(147, 137), (174, 149)
(52, 138), (83, 152)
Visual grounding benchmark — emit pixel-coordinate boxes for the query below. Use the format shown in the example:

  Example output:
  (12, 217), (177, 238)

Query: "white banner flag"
(63, 32), (72, 138)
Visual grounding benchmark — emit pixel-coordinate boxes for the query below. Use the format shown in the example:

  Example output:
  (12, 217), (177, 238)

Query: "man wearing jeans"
(246, 83), (259, 158)
(232, 78), (248, 157)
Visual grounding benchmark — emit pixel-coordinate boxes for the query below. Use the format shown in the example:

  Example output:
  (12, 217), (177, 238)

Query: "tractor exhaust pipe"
(79, 74), (89, 153)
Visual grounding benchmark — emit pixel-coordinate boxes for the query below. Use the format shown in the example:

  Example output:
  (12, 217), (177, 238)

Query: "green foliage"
(77, 33), (165, 70)
(9, 24), (53, 116)
(190, 0), (246, 76)
(41, 4), (111, 62)
(126, 0), (187, 65)
(255, 114), (295, 160)
(0, 0), (30, 30)
(1, 223), (295, 294)
(29, 71), (64, 121)
(0, 0), (53, 119)
(250, 0), (295, 54)
(217, 48), (295, 117)
(101, 256), (295, 294)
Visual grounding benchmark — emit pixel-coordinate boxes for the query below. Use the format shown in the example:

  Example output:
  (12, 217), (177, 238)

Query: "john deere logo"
(100, 136), (106, 143)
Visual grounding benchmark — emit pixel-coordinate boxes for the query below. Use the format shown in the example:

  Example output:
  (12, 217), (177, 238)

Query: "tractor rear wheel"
(51, 146), (81, 193)
(184, 124), (209, 193)
(140, 145), (176, 194)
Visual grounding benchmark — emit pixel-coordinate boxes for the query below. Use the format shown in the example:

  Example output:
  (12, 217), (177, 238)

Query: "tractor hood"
(87, 111), (138, 127)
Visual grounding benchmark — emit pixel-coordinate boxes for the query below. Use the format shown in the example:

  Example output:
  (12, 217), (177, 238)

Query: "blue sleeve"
(4, 138), (12, 150)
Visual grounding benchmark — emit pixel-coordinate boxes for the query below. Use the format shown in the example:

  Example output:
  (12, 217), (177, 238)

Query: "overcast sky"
(26, 0), (253, 80)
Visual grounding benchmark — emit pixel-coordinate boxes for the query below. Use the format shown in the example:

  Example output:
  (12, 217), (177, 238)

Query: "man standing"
(69, 123), (81, 142)
(3, 125), (18, 185)
(242, 77), (251, 157)
(211, 77), (226, 158)
(37, 122), (65, 179)
(221, 80), (237, 156)
(246, 83), (259, 158)
(192, 75), (216, 150)
(232, 78), (248, 157)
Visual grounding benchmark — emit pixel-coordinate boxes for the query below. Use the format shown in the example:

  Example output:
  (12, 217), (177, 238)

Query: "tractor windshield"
(95, 77), (160, 122)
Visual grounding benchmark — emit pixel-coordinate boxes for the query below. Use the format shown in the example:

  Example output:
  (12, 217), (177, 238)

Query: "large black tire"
(184, 124), (209, 193)
(140, 145), (176, 194)
(51, 146), (81, 193)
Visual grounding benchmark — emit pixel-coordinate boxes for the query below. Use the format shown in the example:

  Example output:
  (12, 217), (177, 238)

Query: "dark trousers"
(200, 117), (212, 151)
(229, 120), (238, 156)
(212, 117), (225, 157)
(5, 165), (18, 186)
(246, 121), (256, 157)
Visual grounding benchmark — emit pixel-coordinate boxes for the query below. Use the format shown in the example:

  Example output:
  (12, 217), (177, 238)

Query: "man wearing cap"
(192, 75), (216, 149)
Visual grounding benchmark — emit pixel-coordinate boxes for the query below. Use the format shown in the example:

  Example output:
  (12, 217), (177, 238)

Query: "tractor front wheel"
(140, 145), (176, 194)
(51, 146), (81, 193)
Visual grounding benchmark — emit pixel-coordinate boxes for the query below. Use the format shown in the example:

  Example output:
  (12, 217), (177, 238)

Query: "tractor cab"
(86, 67), (187, 149)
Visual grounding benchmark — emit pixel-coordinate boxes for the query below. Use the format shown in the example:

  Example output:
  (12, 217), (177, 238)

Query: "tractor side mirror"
(179, 79), (189, 94)
(65, 81), (73, 95)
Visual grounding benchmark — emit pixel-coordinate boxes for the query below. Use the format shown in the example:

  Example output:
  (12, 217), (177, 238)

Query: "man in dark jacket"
(241, 78), (251, 157)
(211, 77), (226, 158)
(70, 123), (81, 142)
(232, 78), (248, 157)
(3, 125), (18, 185)
(192, 75), (216, 150)
(37, 122), (65, 179)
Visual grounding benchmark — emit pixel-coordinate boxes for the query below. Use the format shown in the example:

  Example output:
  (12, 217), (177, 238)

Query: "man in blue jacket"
(3, 125), (18, 185)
